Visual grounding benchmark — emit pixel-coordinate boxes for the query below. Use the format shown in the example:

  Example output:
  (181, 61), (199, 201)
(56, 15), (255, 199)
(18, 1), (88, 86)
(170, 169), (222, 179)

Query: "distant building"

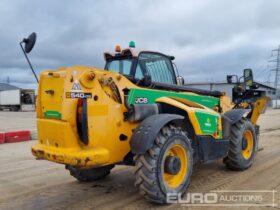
(0, 83), (20, 91)
(0, 83), (36, 111)
(185, 81), (277, 106)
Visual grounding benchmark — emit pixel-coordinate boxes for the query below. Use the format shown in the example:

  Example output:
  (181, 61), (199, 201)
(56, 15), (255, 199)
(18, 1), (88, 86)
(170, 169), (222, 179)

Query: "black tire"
(134, 124), (193, 204)
(224, 118), (257, 170)
(66, 165), (114, 182)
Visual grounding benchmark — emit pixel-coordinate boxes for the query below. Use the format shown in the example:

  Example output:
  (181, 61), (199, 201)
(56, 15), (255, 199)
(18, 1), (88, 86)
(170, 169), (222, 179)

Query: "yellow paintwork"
(33, 66), (139, 168)
(250, 96), (269, 125)
(156, 97), (202, 134)
(242, 130), (254, 160)
(163, 144), (188, 188)
(32, 65), (266, 169)
(156, 97), (222, 138)
(33, 66), (227, 168)
(220, 95), (234, 113)
(79, 71), (96, 89)
(239, 101), (250, 109)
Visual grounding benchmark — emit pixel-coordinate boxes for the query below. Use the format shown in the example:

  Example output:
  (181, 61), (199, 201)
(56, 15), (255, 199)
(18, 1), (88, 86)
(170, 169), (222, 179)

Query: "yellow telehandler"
(20, 33), (269, 203)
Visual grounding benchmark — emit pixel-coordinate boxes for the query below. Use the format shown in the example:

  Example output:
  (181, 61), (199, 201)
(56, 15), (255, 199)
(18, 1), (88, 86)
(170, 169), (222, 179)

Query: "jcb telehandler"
(20, 33), (268, 203)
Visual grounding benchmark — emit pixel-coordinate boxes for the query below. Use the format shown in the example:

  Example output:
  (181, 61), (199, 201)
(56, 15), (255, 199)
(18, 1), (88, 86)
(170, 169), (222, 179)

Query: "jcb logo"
(135, 97), (148, 104)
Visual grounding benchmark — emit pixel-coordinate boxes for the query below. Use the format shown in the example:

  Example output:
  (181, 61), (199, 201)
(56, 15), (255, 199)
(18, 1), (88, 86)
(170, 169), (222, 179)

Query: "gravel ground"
(0, 109), (279, 210)
(0, 111), (37, 139)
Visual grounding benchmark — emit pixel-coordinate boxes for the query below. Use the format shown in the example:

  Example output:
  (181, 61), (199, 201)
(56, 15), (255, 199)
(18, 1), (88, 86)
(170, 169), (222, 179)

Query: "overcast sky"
(0, 0), (280, 90)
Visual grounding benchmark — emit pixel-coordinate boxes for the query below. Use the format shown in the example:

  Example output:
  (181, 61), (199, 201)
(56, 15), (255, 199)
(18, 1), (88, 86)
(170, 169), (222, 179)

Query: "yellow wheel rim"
(242, 130), (254, 160)
(163, 144), (188, 188)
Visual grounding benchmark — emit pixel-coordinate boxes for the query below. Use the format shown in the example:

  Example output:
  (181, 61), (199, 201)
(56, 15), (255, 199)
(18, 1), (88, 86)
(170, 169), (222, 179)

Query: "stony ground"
(0, 111), (37, 139)
(0, 109), (279, 210)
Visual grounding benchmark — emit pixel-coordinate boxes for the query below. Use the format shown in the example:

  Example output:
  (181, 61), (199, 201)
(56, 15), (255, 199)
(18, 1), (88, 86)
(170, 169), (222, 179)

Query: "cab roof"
(103, 48), (165, 61)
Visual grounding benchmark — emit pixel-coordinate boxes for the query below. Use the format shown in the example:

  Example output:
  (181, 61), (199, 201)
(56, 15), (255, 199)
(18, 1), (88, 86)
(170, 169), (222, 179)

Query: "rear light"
(76, 98), (89, 144)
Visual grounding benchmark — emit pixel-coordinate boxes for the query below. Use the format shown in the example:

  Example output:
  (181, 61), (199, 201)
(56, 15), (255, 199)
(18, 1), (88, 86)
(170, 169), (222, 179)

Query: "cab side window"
(107, 59), (132, 75)
(108, 60), (119, 72)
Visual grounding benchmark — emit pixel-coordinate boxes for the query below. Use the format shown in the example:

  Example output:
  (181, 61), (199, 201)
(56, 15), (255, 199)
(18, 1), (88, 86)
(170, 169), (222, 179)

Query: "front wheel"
(134, 125), (193, 203)
(224, 118), (257, 170)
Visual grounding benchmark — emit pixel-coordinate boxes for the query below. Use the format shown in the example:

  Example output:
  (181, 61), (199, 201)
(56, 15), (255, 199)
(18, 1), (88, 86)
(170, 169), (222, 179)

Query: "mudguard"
(130, 114), (184, 154)
(224, 109), (251, 124)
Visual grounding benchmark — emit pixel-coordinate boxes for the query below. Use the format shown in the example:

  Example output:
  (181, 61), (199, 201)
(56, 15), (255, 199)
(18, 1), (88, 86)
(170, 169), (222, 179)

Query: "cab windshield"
(106, 59), (132, 75)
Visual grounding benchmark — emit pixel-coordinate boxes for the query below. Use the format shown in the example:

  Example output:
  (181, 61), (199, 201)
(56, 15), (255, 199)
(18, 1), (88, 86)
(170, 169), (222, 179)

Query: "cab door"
(134, 52), (177, 85)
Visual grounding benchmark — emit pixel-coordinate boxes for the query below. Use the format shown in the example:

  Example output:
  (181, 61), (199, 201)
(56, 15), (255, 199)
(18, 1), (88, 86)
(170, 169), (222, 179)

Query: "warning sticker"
(72, 80), (82, 92)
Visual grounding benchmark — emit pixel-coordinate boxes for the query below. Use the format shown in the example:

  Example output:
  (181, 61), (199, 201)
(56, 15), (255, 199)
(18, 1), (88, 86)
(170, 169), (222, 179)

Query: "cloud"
(0, 0), (279, 89)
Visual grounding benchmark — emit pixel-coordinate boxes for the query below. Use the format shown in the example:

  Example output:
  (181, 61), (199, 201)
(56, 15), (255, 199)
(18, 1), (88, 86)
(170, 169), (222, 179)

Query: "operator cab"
(104, 41), (182, 86)
(104, 42), (222, 97)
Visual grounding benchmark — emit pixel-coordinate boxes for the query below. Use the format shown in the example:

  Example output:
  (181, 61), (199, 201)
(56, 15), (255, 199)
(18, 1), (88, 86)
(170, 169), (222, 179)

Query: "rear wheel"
(134, 124), (193, 203)
(66, 165), (114, 182)
(224, 118), (256, 170)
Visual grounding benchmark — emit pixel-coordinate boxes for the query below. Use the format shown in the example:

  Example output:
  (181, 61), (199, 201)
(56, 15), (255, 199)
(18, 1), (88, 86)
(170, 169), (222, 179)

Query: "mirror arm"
(172, 62), (180, 77)
(20, 41), (39, 83)
(238, 75), (244, 84)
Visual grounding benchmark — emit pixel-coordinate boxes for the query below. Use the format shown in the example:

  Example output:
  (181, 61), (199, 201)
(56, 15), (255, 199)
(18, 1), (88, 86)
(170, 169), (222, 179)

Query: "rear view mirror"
(22, 32), (37, 53)
(244, 69), (253, 88)
(227, 75), (233, 84)
(19, 32), (38, 83)
(177, 76), (185, 86)
(227, 75), (238, 84)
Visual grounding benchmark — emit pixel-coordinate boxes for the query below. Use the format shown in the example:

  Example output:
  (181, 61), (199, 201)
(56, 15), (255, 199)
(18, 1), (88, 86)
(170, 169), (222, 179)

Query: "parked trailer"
(0, 89), (35, 111)
(272, 99), (280, 109)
